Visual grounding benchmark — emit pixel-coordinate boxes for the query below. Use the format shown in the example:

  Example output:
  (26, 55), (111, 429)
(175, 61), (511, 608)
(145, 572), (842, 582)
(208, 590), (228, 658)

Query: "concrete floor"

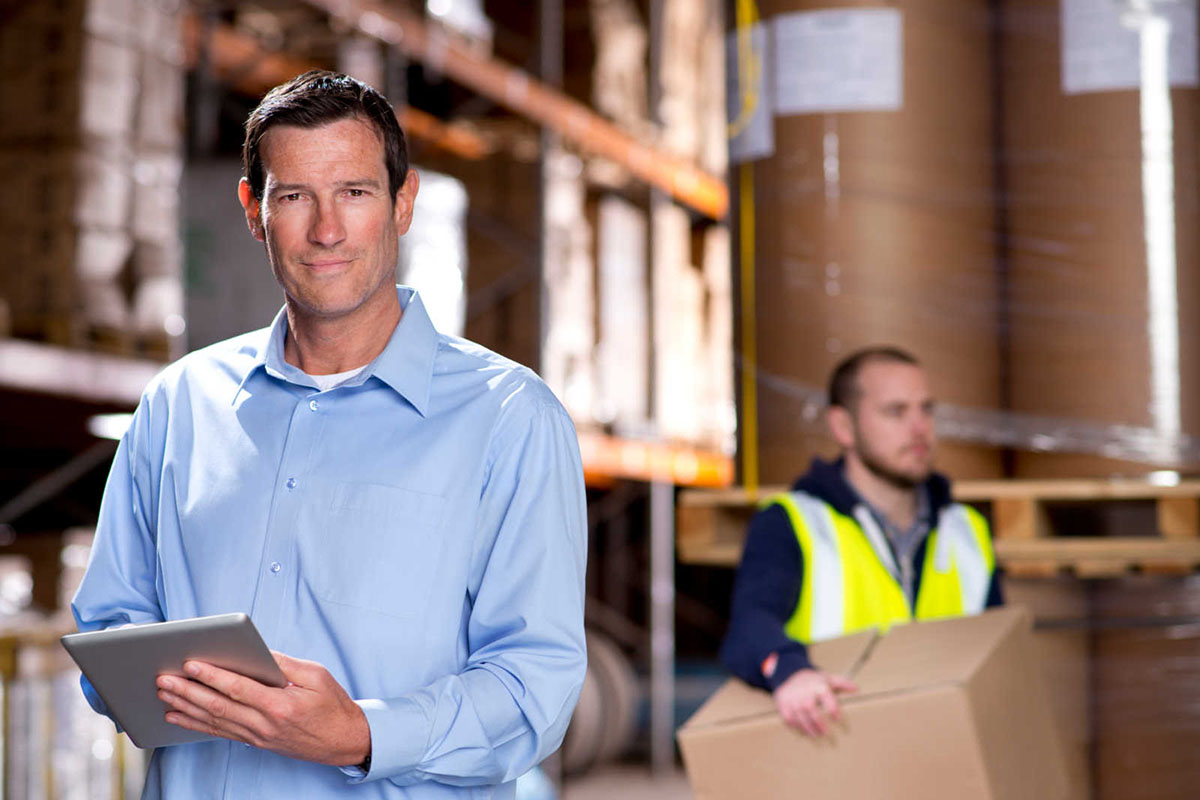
(560, 765), (693, 800)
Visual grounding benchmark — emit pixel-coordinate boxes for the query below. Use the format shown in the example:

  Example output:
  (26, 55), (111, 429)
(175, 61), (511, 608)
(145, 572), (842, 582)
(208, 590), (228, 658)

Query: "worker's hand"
(155, 651), (370, 767)
(772, 668), (858, 737)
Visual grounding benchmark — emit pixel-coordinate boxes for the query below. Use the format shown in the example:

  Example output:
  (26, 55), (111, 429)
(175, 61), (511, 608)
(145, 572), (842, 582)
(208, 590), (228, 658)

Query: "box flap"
(853, 608), (1027, 697)
(808, 628), (877, 677)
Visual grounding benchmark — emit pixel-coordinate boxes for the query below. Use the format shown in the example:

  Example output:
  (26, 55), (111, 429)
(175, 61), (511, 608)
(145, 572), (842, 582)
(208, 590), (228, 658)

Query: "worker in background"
(72, 70), (587, 798)
(720, 346), (1002, 736)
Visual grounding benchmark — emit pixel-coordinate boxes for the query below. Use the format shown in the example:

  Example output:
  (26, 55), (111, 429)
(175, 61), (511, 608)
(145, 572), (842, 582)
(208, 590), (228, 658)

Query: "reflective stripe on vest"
(771, 492), (994, 644)
(914, 503), (994, 621)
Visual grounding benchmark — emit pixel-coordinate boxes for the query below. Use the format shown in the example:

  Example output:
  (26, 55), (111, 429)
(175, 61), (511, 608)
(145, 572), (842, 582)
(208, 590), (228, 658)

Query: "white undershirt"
(306, 364), (369, 392)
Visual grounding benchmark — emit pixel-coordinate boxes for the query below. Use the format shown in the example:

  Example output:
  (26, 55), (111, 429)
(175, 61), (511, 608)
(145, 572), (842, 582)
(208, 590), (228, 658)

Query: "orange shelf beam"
(302, 0), (729, 220)
(182, 13), (492, 160)
(577, 432), (734, 488)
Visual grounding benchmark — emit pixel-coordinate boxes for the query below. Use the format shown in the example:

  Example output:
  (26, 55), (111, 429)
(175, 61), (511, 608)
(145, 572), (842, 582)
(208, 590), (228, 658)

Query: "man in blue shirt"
(72, 71), (588, 799)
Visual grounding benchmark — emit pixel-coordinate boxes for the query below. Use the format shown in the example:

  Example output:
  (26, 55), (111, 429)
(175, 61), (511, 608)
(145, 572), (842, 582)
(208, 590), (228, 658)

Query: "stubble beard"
(856, 441), (931, 491)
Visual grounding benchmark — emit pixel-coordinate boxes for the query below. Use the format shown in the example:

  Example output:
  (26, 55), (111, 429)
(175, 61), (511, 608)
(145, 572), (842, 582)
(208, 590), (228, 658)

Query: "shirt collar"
(855, 481), (932, 541)
(233, 286), (439, 416)
(368, 287), (438, 415)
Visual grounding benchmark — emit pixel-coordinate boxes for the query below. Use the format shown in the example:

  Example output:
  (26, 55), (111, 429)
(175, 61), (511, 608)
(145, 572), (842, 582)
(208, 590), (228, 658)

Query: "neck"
(842, 455), (919, 531)
(283, 292), (402, 375)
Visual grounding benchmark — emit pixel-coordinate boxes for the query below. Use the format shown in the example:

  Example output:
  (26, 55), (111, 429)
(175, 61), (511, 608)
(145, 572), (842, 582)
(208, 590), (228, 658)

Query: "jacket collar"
(791, 456), (953, 518)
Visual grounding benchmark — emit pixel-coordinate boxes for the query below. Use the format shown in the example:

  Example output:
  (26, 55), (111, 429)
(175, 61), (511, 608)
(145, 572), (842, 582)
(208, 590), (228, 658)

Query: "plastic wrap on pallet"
(741, 373), (1200, 467)
(728, 0), (1200, 482)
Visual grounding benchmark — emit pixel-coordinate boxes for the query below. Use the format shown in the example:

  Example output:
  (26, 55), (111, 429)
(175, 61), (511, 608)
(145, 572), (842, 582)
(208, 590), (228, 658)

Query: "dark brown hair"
(242, 70), (408, 202)
(828, 347), (920, 410)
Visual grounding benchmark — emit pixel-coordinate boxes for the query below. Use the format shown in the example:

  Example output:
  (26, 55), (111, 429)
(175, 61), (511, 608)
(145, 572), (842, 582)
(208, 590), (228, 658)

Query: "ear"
(827, 405), (856, 451)
(238, 178), (265, 242)
(392, 169), (420, 236)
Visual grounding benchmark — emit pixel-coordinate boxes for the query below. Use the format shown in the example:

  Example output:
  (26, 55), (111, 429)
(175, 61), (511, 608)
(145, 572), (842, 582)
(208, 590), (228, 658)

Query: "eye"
(281, 192), (303, 203)
(346, 188), (366, 197)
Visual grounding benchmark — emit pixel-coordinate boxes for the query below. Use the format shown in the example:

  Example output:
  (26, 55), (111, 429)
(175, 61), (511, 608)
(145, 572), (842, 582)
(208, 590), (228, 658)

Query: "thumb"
(828, 674), (858, 694)
(270, 650), (319, 686)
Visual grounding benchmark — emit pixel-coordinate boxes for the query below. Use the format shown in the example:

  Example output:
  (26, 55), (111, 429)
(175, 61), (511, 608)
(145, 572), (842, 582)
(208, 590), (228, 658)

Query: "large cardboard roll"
(732, 0), (1003, 484)
(999, 0), (1200, 477)
(1090, 576), (1200, 800)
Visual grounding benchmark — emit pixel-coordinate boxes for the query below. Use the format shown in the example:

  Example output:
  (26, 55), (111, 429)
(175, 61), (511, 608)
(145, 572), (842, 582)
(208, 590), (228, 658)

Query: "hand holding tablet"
(61, 613), (286, 748)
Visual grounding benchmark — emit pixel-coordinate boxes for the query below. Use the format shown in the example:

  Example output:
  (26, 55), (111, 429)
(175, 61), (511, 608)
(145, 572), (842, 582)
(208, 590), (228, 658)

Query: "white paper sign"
(771, 8), (903, 115)
(726, 22), (775, 163)
(1062, 0), (1198, 94)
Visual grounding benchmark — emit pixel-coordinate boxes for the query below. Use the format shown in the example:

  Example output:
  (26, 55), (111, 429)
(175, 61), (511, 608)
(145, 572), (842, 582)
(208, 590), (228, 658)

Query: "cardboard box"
(678, 608), (1069, 800)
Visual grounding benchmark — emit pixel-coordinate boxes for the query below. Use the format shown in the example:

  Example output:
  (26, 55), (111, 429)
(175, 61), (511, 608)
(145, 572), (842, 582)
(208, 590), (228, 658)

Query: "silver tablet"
(61, 613), (287, 749)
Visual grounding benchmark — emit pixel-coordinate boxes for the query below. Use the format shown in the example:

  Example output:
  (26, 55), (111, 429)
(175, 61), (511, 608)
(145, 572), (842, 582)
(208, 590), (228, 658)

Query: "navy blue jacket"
(719, 458), (1004, 690)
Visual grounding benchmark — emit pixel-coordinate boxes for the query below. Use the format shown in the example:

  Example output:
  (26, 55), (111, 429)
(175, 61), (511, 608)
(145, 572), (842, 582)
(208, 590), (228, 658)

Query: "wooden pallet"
(676, 479), (1200, 577)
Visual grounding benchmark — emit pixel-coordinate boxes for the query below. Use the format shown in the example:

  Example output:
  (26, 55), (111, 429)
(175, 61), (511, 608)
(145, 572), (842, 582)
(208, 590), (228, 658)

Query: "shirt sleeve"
(351, 399), (588, 788)
(719, 503), (814, 691)
(70, 396), (166, 717)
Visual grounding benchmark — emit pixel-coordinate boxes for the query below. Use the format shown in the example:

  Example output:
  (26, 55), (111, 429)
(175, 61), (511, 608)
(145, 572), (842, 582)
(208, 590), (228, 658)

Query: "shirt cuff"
(343, 697), (431, 784)
(765, 649), (814, 691)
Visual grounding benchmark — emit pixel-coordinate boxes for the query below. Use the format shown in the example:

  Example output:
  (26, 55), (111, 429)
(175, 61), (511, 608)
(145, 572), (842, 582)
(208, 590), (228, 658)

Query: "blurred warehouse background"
(0, 0), (1199, 798)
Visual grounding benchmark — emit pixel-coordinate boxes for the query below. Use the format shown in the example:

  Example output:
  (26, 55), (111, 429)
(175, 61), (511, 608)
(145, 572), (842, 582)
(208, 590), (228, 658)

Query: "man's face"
(841, 361), (936, 488)
(238, 117), (418, 322)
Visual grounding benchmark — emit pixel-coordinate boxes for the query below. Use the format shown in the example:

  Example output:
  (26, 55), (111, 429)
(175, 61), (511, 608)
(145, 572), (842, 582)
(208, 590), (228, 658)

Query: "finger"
(158, 688), (257, 744)
(158, 683), (216, 722)
(818, 689), (842, 723)
(777, 699), (807, 734)
(782, 704), (808, 735)
(162, 708), (226, 739)
(163, 707), (261, 746)
(270, 651), (323, 687)
(183, 660), (278, 709)
(158, 673), (270, 736)
(799, 707), (825, 737)
(829, 674), (859, 694)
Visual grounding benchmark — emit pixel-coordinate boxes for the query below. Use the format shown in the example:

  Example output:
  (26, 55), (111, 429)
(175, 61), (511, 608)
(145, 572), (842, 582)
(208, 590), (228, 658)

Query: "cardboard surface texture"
(678, 608), (1068, 800)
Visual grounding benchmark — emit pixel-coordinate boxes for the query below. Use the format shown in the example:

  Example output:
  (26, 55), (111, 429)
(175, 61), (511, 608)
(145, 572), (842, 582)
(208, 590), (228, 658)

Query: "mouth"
(301, 258), (355, 270)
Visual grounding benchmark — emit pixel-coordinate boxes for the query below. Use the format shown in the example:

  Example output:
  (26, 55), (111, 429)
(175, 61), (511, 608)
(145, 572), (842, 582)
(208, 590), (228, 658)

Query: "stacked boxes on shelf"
(0, 0), (185, 359)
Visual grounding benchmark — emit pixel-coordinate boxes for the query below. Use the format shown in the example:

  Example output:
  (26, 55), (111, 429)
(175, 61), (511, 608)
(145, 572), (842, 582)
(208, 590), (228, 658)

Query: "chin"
(907, 465), (934, 483)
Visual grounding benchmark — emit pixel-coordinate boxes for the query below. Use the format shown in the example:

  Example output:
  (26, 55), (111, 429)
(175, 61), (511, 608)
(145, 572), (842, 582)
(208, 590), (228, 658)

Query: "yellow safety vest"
(770, 491), (995, 644)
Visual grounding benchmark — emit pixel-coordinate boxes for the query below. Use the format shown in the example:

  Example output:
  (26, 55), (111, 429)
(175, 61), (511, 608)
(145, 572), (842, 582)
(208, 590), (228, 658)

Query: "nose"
(308, 199), (346, 247)
(913, 408), (935, 439)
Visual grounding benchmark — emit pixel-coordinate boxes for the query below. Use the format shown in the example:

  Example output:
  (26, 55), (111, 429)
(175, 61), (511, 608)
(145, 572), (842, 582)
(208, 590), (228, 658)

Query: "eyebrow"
(269, 178), (385, 194)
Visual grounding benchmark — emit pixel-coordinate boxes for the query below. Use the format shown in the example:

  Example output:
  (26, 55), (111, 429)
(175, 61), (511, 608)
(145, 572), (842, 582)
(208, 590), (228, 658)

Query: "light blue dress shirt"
(72, 287), (588, 799)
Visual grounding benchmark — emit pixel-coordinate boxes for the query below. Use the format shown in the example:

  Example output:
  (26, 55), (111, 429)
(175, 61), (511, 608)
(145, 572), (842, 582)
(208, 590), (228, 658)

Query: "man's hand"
(772, 668), (858, 737)
(156, 651), (370, 767)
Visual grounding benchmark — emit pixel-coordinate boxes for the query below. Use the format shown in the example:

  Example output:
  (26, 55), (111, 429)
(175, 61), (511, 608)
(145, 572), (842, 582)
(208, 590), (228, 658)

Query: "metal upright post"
(646, 0), (677, 777)
(648, 480), (675, 775)
(538, 0), (564, 378)
(538, 7), (567, 793)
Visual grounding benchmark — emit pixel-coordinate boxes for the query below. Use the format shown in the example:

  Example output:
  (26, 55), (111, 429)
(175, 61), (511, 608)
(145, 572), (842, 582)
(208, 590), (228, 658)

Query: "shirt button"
(270, 562), (281, 574)
(286, 477), (297, 489)
(309, 399), (319, 411)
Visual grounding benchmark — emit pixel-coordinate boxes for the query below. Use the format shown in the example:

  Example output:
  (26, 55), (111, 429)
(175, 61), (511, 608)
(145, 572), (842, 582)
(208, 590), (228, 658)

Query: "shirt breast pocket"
(302, 481), (449, 619)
